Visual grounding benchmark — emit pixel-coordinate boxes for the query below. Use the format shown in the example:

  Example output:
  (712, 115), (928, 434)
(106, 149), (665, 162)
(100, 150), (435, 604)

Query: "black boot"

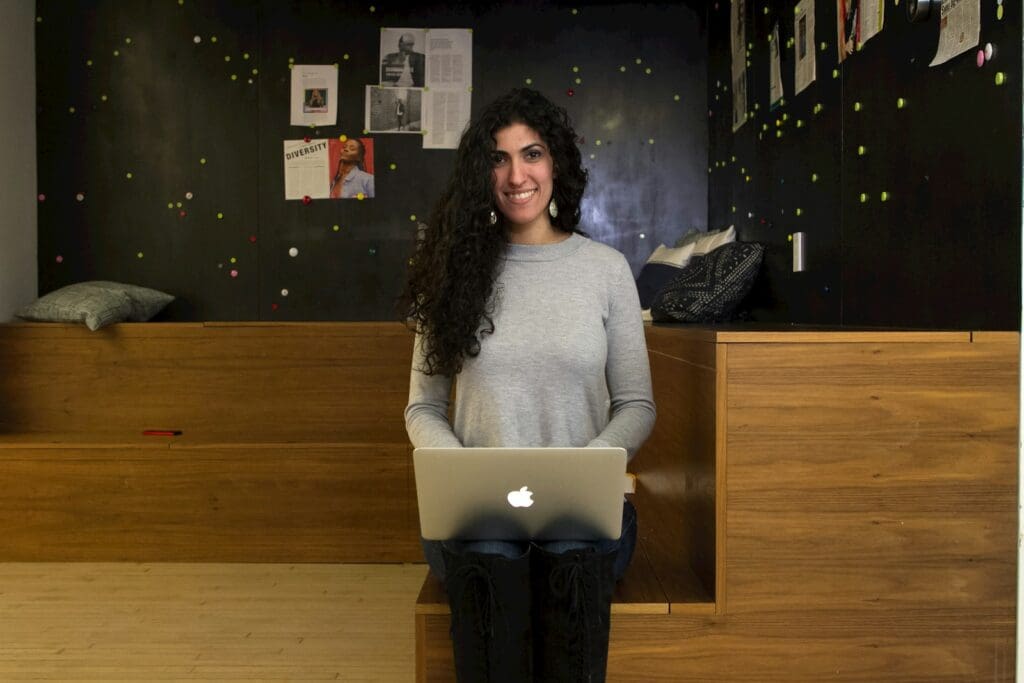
(442, 546), (533, 683)
(531, 545), (617, 683)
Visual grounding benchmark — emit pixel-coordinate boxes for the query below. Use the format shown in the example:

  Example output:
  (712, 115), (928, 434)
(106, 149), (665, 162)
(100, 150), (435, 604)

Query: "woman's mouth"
(504, 189), (537, 203)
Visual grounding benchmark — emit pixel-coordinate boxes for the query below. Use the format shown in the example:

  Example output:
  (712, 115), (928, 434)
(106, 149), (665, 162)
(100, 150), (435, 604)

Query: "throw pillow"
(635, 242), (697, 309)
(692, 225), (736, 256)
(650, 242), (764, 323)
(16, 281), (175, 331)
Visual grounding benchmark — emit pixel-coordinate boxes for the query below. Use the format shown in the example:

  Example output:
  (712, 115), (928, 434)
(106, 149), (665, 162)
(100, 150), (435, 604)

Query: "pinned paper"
(769, 23), (784, 108)
(858, 1), (886, 50)
(930, 0), (980, 67)
(290, 65), (338, 127)
(794, 0), (816, 95)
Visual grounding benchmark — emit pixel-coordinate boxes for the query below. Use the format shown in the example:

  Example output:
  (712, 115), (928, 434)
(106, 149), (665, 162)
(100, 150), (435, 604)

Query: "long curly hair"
(400, 88), (589, 377)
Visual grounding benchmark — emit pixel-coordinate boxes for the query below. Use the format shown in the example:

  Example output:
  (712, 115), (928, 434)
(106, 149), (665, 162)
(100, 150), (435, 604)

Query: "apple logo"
(507, 485), (534, 508)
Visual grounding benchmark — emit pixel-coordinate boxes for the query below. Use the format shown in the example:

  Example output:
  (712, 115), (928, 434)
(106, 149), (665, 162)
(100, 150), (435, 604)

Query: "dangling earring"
(488, 210), (498, 225)
(548, 199), (559, 219)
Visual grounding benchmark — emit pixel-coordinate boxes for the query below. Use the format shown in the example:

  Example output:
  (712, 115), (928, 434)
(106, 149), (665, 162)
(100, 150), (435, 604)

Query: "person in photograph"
(839, 0), (859, 60)
(329, 138), (374, 199)
(381, 33), (425, 87)
(396, 95), (406, 131)
(401, 88), (655, 682)
(306, 88), (325, 109)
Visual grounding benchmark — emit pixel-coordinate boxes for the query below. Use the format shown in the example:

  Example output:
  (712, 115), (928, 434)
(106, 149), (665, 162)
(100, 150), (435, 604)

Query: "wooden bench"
(416, 325), (1020, 681)
(0, 321), (422, 562)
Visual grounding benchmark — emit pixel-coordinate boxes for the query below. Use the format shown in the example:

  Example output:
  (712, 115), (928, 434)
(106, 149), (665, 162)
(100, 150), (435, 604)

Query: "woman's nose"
(507, 159), (527, 185)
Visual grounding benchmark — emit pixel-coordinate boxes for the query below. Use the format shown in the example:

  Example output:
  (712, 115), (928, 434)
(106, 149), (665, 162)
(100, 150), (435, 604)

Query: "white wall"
(0, 0), (37, 321)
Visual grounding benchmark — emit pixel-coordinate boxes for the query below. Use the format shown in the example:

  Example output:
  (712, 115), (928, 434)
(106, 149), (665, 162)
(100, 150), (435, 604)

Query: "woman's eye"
(491, 154), (506, 166)
(526, 149), (543, 160)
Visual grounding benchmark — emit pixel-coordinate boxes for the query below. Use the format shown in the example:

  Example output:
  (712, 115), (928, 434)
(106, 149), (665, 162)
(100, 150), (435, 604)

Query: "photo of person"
(380, 28), (425, 87)
(303, 88), (328, 113)
(366, 86), (422, 133)
(837, 0), (859, 62)
(328, 137), (375, 199)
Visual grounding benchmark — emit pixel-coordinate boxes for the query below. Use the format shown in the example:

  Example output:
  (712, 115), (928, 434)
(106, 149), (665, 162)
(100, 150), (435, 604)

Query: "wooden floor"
(0, 563), (428, 681)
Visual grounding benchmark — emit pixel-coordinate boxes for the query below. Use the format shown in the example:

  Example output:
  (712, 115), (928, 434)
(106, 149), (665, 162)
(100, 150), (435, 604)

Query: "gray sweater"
(404, 233), (656, 460)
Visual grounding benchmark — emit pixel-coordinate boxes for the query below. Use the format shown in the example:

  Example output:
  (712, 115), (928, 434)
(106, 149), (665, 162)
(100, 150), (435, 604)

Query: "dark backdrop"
(35, 0), (708, 321)
(708, 0), (1021, 329)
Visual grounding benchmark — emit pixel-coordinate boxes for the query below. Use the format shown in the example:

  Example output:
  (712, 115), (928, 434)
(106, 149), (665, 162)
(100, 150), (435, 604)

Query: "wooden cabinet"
(632, 326), (1019, 681)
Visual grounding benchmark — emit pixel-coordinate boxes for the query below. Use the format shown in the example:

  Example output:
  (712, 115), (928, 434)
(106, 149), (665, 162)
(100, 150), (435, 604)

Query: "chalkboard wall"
(35, 0), (709, 321)
(708, 0), (1021, 329)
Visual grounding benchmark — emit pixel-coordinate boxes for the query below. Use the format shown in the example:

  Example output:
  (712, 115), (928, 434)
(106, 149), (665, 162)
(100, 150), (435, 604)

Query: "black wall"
(35, 0), (708, 321)
(708, 0), (1021, 329)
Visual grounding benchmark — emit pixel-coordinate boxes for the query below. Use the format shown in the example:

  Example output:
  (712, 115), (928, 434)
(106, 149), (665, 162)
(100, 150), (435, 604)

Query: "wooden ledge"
(416, 539), (678, 617)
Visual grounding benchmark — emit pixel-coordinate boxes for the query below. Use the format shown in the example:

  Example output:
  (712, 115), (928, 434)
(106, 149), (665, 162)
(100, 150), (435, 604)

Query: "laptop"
(413, 447), (627, 541)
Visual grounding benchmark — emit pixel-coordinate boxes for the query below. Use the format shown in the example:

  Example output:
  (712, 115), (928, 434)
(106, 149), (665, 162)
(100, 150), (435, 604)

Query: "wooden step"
(414, 540), (714, 681)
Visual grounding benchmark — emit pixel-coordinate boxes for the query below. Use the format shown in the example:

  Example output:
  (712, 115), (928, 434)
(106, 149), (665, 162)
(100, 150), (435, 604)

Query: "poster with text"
(290, 65), (338, 126)
(284, 138), (375, 200)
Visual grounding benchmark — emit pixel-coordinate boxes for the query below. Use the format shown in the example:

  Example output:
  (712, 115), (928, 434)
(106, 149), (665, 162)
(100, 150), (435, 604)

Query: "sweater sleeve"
(404, 332), (463, 448)
(586, 257), (657, 461)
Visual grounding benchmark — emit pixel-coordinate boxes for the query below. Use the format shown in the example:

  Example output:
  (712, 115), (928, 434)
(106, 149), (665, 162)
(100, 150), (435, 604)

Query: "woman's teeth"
(508, 190), (536, 200)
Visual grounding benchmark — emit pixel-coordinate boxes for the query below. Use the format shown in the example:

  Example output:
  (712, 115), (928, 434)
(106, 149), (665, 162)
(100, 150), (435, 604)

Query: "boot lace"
(548, 551), (601, 681)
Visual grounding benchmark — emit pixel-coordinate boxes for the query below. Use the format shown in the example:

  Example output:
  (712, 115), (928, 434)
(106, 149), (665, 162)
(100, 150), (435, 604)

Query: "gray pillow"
(16, 281), (174, 331)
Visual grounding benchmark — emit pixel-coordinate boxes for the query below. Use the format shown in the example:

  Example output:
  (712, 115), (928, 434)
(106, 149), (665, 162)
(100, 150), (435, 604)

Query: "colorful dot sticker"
(281, 289), (289, 297)
(230, 269), (238, 278)
(193, 35), (202, 43)
(38, 194), (46, 202)
(410, 214), (417, 221)
(137, 251), (144, 259)
(289, 247), (298, 257)
(55, 255), (63, 263)
(333, 225), (340, 232)
(76, 193), (85, 202)
(185, 192), (193, 200)
(356, 193), (366, 200)
(217, 212), (224, 219)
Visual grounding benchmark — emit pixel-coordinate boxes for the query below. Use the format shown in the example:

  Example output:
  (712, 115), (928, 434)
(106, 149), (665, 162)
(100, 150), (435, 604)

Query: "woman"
(402, 88), (655, 682)
(329, 138), (374, 199)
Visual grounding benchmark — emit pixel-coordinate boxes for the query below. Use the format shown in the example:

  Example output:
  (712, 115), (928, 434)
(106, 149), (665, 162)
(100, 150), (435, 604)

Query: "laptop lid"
(413, 447), (627, 541)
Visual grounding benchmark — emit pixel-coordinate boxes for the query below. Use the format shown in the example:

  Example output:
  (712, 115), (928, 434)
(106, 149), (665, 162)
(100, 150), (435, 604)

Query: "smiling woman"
(399, 88), (655, 682)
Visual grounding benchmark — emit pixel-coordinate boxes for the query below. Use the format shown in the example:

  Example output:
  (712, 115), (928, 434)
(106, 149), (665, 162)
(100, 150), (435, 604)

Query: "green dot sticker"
(880, 191), (890, 202)
(333, 225), (340, 232)
(859, 193), (868, 203)
(389, 163), (397, 170)
(673, 94), (680, 101)
(619, 66), (626, 72)
(410, 215), (417, 221)
(137, 252), (144, 259)
(572, 66), (579, 73)
(217, 212), (224, 219)
(832, 69), (839, 79)
(200, 158), (207, 165)
(126, 172), (133, 179)
(795, 208), (803, 216)
(897, 97), (907, 109)
(854, 102), (863, 112)
(811, 173), (819, 182)
(995, 72), (1006, 86)
(525, 77), (533, 85)
(857, 145), (866, 156)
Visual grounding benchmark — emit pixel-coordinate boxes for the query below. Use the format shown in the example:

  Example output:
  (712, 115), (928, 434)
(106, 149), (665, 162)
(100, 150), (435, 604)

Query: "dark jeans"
(421, 499), (637, 582)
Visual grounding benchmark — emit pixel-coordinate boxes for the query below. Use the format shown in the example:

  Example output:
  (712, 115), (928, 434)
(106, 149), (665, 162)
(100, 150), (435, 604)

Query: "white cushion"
(692, 225), (736, 256)
(645, 242), (697, 267)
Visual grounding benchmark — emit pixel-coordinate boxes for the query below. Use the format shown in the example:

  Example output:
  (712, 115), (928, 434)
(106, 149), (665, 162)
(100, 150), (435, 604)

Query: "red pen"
(142, 430), (182, 436)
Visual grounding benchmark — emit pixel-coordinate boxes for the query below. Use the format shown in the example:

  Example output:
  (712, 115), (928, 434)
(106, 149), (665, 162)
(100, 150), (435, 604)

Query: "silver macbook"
(413, 447), (627, 541)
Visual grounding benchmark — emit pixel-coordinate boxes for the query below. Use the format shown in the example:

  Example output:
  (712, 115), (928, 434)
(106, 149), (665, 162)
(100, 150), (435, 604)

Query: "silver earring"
(548, 199), (559, 219)
(488, 210), (498, 225)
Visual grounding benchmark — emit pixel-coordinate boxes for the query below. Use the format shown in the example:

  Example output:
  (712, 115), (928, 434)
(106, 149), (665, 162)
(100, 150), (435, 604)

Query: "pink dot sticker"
(230, 269), (239, 278)
(55, 255), (63, 263)
(977, 49), (985, 67)
(249, 235), (257, 243)
(38, 194), (46, 202)
(179, 210), (187, 217)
